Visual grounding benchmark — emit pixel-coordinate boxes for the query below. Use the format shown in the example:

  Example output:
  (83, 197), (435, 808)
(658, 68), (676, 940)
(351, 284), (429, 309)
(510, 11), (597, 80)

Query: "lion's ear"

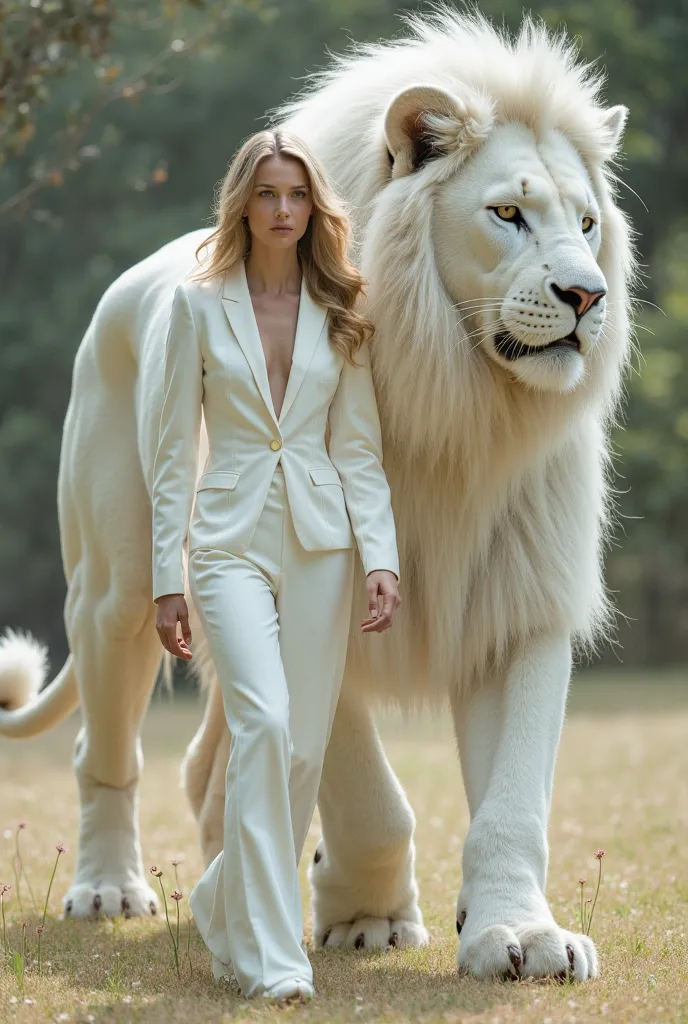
(384, 84), (494, 179)
(598, 104), (629, 160)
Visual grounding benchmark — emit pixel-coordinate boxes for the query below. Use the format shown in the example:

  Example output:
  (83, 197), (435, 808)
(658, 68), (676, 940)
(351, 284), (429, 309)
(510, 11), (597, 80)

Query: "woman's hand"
(155, 593), (193, 660)
(361, 570), (401, 633)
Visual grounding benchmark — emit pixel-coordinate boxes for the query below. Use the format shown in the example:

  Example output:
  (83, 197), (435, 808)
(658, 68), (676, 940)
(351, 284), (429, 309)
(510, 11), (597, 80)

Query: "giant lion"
(0, 9), (634, 981)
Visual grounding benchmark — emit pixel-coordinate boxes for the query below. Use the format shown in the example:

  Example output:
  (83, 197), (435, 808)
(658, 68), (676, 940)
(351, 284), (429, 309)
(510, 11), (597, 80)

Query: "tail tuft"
(0, 627), (49, 710)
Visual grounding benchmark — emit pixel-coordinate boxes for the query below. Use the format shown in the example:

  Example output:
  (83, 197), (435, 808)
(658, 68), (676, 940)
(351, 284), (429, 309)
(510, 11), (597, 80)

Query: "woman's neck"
(244, 242), (301, 296)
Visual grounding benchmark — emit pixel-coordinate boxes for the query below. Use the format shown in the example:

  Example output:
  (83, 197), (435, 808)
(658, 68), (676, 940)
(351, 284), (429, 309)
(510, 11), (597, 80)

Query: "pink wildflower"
(170, 891), (183, 902)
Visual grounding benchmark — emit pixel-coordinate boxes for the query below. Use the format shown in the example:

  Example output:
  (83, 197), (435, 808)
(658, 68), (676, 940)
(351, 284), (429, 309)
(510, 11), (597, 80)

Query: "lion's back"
(91, 229), (211, 359)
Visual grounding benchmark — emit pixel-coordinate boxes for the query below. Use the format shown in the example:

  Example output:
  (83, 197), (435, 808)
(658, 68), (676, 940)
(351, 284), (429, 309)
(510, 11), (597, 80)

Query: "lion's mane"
(276, 8), (636, 705)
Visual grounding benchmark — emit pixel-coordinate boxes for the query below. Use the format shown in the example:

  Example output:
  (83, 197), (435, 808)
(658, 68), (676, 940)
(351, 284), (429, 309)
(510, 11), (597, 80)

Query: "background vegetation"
(1, 0), (686, 668)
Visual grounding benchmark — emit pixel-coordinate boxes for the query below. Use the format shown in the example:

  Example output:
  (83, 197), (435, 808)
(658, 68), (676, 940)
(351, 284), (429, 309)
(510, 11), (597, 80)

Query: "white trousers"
(188, 462), (355, 997)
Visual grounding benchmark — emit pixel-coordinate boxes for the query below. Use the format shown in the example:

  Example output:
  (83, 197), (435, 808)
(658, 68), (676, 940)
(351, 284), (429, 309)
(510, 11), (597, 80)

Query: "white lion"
(0, 9), (634, 981)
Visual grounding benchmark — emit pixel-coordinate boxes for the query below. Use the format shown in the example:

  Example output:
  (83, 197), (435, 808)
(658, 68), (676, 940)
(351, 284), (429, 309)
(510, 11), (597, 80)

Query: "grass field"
(1, 669), (688, 1022)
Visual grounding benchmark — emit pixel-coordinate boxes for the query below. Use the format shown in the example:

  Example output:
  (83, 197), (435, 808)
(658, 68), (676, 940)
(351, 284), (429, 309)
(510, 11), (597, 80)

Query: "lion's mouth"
(493, 330), (581, 362)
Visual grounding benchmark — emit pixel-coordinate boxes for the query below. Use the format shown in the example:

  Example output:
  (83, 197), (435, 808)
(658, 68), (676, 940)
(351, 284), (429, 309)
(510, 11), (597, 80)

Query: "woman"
(151, 129), (401, 1002)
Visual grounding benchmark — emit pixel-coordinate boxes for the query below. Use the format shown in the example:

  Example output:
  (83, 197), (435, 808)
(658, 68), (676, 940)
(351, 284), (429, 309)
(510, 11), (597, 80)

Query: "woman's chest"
(251, 292), (300, 381)
(199, 309), (343, 405)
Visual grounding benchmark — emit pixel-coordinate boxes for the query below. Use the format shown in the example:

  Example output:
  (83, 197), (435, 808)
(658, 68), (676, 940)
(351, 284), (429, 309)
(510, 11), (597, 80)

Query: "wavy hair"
(191, 129), (373, 364)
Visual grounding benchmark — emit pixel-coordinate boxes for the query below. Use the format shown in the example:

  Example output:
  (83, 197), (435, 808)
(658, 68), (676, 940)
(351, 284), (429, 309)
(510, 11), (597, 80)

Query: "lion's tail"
(0, 627), (78, 738)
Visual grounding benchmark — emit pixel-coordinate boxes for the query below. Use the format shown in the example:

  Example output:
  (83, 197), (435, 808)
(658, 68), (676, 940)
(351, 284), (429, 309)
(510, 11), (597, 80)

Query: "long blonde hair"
(192, 129), (373, 364)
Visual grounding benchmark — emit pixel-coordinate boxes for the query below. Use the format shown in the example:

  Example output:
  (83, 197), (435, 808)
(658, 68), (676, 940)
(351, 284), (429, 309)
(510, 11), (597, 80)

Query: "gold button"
(270, 439), (282, 451)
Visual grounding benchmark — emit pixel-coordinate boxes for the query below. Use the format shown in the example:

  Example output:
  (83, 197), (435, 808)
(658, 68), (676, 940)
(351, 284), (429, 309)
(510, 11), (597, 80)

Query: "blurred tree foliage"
(0, 0), (113, 166)
(0, 0), (685, 669)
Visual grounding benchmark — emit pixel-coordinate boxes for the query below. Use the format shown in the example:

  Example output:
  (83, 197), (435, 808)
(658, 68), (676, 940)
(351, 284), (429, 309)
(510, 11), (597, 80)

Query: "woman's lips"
(271, 226), (292, 232)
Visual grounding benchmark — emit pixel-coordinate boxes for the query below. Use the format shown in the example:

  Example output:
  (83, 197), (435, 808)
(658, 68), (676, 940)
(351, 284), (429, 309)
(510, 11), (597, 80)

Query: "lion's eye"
(494, 205), (519, 221)
(582, 216), (596, 233)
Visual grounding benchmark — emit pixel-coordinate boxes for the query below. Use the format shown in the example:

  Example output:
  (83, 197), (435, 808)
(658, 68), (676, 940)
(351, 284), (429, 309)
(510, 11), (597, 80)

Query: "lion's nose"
(551, 284), (606, 317)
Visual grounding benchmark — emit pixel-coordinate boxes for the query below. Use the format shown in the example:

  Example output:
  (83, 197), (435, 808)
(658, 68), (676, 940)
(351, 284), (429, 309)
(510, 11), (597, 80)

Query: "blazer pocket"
(308, 467), (343, 488)
(194, 470), (240, 525)
(197, 470), (241, 491)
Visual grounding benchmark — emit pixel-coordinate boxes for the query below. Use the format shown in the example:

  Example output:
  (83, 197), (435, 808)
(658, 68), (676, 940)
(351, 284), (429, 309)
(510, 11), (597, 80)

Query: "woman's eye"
(493, 205), (520, 222)
(582, 216), (596, 233)
(293, 190), (306, 198)
(259, 190), (274, 197)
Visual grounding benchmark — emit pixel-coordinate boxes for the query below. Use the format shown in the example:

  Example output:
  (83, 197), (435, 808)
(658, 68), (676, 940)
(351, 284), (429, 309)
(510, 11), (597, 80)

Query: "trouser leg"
(187, 466), (355, 998)
(188, 546), (309, 997)
(277, 507), (355, 861)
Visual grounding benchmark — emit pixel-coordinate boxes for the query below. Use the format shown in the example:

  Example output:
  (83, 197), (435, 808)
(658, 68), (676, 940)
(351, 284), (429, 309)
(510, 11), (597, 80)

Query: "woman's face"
(242, 154), (314, 249)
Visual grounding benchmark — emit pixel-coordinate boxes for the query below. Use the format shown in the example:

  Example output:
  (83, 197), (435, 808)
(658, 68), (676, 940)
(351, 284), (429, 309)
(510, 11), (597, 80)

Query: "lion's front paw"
(515, 922), (598, 980)
(458, 919), (598, 981)
(63, 880), (159, 919)
(317, 915), (428, 950)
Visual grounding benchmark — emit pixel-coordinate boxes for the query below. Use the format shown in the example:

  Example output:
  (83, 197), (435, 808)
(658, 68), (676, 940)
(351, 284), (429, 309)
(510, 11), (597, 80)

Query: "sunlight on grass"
(1, 670), (687, 1022)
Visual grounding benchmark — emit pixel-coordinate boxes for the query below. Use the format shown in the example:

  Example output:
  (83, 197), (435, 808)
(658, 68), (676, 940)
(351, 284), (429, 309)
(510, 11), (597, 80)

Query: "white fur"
(0, 8), (633, 979)
(0, 627), (47, 710)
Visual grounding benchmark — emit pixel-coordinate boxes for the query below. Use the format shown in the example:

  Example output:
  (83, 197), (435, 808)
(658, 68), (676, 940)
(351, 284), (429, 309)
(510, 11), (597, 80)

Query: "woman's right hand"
(155, 593), (193, 660)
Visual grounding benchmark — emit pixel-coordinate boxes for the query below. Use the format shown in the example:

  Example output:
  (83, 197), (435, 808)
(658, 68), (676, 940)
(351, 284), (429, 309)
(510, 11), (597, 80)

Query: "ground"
(1, 669), (687, 1023)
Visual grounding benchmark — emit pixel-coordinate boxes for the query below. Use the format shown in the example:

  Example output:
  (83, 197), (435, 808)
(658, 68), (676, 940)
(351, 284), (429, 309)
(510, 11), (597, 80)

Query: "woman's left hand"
(361, 569), (401, 633)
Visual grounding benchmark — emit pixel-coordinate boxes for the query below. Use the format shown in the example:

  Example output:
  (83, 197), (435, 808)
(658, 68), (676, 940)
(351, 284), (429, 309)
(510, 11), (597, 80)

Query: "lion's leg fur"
(59, 324), (163, 918)
(307, 691), (428, 950)
(451, 637), (598, 980)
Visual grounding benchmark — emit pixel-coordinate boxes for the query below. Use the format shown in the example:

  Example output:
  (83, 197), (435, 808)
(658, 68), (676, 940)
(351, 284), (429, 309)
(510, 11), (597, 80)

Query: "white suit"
(151, 257), (399, 998)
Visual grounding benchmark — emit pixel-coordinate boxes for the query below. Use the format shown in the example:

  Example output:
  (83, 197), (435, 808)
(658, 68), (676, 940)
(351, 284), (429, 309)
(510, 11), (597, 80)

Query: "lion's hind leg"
(310, 693), (428, 951)
(60, 331), (163, 919)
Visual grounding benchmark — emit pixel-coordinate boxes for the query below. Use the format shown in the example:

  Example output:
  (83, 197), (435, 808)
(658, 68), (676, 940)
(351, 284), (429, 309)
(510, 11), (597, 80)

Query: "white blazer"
(151, 258), (400, 602)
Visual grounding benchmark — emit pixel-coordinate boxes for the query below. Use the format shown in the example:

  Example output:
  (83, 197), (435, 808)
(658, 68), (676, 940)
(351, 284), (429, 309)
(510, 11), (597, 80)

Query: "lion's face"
(433, 123), (608, 392)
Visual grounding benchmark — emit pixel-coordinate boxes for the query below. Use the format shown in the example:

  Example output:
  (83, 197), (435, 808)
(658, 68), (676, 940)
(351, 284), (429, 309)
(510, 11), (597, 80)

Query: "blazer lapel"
(221, 261), (278, 431)
(221, 259), (328, 430)
(278, 274), (328, 426)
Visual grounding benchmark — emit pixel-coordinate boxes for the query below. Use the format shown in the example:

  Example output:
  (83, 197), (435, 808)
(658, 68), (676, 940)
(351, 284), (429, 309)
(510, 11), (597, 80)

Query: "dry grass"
(1, 669), (688, 1023)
